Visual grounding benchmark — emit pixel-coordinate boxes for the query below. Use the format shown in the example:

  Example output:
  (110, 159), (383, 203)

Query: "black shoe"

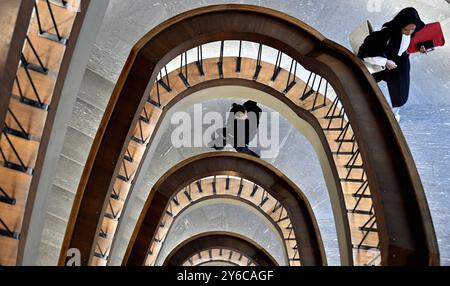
(234, 146), (260, 158)
(212, 144), (224, 150)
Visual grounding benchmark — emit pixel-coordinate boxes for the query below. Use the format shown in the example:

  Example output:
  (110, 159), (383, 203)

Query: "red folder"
(408, 22), (445, 54)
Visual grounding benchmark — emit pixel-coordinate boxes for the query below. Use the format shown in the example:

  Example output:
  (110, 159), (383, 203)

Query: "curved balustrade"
(133, 176), (300, 267)
(0, 0), (89, 265)
(105, 53), (382, 265)
(84, 55), (373, 266)
(0, 0), (34, 131)
(182, 248), (256, 266)
(60, 5), (439, 267)
(163, 232), (278, 266)
(123, 152), (325, 266)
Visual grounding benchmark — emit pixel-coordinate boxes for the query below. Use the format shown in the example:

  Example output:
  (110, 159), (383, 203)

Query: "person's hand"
(385, 60), (397, 70)
(420, 45), (428, 54)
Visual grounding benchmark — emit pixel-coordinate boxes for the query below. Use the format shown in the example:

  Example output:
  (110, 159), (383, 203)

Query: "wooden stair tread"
(35, 0), (77, 40)
(5, 97), (48, 139)
(23, 32), (66, 72)
(1, 134), (40, 169)
(0, 165), (32, 197)
(14, 66), (57, 106)
(0, 0), (80, 266)
(0, 203), (24, 233)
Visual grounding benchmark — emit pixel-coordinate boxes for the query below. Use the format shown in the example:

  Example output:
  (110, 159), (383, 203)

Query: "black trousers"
(372, 54), (411, 108)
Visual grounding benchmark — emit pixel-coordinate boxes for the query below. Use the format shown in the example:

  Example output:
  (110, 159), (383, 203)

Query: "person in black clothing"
(358, 7), (427, 122)
(243, 100), (262, 145)
(211, 100), (262, 158)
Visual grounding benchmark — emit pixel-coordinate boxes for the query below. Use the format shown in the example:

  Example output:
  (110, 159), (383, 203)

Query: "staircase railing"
(60, 5), (439, 266)
(0, 0), (91, 266)
(141, 175), (300, 267)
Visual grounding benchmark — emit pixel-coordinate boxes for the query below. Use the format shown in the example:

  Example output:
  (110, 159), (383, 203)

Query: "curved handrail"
(142, 176), (298, 266)
(163, 231), (278, 266)
(103, 59), (359, 266)
(123, 152), (326, 266)
(60, 4), (439, 266)
(0, 0), (90, 266)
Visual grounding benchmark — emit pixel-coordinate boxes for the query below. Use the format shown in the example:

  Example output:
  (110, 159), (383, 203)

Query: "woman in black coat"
(358, 7), (426, 121)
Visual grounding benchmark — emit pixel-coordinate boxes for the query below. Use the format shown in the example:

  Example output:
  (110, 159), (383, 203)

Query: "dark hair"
(230, 103), (246, 114)
(383, 7), (425, 34)
(243, 100), (261, 112)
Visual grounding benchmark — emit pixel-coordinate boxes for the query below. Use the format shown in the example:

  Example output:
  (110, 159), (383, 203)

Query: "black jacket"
(357, 24), (424, 107)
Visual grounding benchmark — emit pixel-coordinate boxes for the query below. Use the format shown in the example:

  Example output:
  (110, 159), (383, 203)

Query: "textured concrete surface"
(36, 69), (115, 265)
(34, 0), (450, 265)
(155, 200), (288, 266)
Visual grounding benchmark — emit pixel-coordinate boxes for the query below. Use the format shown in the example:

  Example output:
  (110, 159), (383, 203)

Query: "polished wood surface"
(0, 0), (34, 130)
(60, 4), (438, 266)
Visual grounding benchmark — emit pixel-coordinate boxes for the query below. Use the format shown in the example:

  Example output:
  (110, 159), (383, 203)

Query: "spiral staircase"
(0, 2), (439, 266)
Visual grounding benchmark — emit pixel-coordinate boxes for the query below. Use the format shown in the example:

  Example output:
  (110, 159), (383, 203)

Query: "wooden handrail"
(122, 152), (326, 266)
(162, 231), (278, 266)
(101, 73), (356, 266)
(0, 0), (34, 131)
(102, 61), (358, 266)
(0, 0), (91, 266)
(60, 4), (439, 266)
(124, 175), (299, 266)
(187, 249), (254, 266)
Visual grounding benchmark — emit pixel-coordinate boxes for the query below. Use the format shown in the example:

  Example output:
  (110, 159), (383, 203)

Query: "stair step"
(36, 240), (60, 266)
(68, 98), (104, 138)
(0, 236), (19, 266)
(5, 97), (48, 140)
(53, 154), (84, 192)
(14, 65), (57, 107)
(23, 29), (66, 72)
